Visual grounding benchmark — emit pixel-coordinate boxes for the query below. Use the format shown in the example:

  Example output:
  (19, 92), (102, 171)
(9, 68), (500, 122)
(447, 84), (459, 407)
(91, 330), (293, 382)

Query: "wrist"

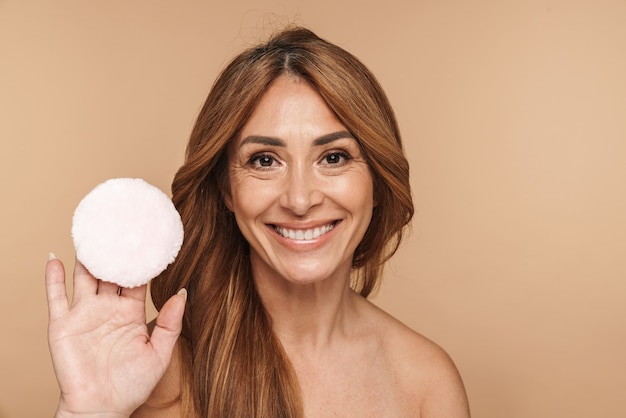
(55, 405), (128, 418)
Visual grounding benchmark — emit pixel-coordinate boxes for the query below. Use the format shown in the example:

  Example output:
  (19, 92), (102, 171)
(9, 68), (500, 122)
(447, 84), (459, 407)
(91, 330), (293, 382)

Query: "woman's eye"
(248, 154), (277, 168)
(258, 155), (274, 166)
(323, 152), (350, 165)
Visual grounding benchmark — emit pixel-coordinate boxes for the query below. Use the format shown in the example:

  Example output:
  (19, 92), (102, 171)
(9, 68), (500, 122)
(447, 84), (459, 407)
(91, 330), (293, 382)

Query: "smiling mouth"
(272, 221), (338, 241)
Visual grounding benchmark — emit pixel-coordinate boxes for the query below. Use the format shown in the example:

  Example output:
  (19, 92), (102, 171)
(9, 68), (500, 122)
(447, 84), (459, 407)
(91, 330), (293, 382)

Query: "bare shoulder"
(130, 319), (183, 418)
(362, 299), (471, 417)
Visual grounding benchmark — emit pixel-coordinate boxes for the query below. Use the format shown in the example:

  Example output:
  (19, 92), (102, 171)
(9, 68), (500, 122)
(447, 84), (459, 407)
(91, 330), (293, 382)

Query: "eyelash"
(247, 153), (277, 169)
(246, 150), (353, 170)
(321, 151), (351, 166)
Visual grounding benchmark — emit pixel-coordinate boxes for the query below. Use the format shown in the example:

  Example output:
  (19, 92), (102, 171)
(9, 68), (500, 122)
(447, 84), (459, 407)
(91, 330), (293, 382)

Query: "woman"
(46, 27), (470, 417)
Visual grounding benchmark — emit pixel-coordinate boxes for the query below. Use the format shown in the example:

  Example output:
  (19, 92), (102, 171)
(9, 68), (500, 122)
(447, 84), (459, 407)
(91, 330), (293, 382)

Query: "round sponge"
(72, 178), (184, 288)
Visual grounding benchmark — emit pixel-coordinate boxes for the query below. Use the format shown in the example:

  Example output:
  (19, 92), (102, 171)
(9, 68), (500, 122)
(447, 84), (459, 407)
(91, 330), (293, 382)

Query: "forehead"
(235, 76), (348, 144)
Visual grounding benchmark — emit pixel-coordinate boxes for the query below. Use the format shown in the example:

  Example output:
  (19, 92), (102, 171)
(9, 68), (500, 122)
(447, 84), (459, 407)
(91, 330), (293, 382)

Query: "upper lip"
(270, 220), (339, 240)
(268, 220), (339, 230)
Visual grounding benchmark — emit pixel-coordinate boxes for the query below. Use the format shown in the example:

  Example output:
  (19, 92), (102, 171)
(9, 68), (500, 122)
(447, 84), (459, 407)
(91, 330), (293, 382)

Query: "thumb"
(149, 289), (187, 363)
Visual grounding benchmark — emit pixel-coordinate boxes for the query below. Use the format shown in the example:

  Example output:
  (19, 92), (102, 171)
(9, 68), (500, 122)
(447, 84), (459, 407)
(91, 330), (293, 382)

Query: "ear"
(222, 188), (234, 212)
(224, 193), (234, 212)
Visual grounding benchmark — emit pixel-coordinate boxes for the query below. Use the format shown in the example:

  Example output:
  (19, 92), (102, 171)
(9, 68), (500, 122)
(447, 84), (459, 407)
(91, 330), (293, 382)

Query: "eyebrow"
(239, 130), (354, 149)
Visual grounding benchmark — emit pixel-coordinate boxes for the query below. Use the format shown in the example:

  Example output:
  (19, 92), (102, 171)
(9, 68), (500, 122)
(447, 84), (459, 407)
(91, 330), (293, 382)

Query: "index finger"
(45, 254), (69, 320)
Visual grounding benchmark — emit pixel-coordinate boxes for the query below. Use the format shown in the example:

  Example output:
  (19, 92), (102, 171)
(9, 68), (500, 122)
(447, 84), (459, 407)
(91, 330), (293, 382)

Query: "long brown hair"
(151, 26), (414, 417)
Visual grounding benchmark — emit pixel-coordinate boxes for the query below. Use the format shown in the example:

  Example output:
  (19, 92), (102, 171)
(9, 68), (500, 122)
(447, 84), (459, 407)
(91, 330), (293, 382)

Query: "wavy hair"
(151, 26), (414, 417)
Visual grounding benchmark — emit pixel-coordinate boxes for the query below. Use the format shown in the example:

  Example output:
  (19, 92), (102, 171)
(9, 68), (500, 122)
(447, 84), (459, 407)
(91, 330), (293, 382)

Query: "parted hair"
(150, 26), (414, 417)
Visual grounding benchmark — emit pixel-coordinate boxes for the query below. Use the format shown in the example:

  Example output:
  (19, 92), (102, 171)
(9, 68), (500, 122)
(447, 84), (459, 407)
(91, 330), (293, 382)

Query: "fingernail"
(177, 288), (187, 301)
(48, 252), (57, 261)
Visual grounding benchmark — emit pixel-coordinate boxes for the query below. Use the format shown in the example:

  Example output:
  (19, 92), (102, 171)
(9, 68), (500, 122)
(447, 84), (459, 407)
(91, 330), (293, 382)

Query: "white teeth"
(274, 223), (335, 241)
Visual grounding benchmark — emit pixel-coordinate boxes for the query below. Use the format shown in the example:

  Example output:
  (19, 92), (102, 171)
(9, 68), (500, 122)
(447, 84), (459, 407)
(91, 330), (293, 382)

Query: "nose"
(279, 163), (324, 216)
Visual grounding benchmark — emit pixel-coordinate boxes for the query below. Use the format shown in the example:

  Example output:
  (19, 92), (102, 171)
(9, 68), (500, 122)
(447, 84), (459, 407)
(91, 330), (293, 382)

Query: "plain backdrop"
(1, 1), (625, 417)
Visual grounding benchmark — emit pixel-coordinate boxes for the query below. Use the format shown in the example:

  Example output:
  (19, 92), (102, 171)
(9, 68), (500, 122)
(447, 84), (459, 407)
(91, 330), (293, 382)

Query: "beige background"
(1, 1), (625, 417)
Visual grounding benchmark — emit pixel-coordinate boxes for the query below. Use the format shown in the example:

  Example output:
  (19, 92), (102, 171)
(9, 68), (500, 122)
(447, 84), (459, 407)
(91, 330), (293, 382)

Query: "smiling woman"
(226, 77), (375, 288)
(45, 27), (470, 418)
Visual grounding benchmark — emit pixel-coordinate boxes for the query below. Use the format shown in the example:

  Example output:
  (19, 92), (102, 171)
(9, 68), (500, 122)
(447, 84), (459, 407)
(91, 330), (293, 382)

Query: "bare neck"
(252, 259), (361, 352)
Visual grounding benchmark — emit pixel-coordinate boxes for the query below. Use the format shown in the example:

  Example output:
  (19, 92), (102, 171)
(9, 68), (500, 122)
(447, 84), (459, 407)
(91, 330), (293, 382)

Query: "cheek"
(228, 178), (277, 216)
(335, 172), (375, 205)
(358, 181), (376, 217)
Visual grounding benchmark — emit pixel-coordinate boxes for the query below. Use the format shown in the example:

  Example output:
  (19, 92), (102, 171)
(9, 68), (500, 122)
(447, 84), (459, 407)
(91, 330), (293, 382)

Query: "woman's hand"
(45, 255), (186, 418)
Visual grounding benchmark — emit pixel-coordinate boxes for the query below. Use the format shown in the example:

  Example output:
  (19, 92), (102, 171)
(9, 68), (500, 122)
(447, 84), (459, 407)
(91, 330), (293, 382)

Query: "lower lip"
(268, 222), (340, 250)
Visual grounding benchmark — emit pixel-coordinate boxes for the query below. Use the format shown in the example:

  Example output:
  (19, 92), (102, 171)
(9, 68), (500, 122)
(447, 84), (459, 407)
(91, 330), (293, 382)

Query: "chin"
(274, 259), (351, 287)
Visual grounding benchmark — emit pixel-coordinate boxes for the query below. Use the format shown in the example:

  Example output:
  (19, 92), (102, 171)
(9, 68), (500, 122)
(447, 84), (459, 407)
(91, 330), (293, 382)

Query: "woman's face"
(226, 76), (374, 286)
